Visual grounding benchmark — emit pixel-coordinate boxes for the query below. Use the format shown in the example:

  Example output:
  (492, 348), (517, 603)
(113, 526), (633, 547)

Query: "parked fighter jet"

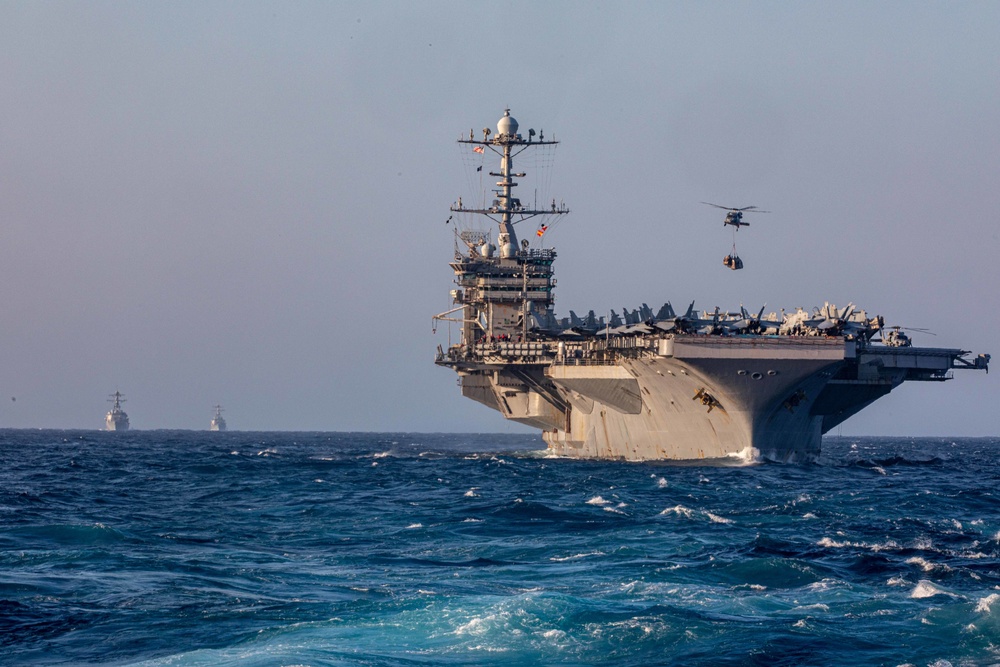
(652, 301), (696, 332)
(723, 305), (768, 334)
(650, 302), (726, 334)
(778, 303), (882, 339)
(569, 310), (604, 335)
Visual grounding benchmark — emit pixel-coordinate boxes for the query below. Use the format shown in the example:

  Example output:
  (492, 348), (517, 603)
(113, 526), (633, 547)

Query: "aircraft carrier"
(434, 110), (990, 461)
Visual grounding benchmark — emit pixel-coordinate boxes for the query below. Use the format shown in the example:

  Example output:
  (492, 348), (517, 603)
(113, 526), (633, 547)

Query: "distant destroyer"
(434, 110), (990, 461)
(210, 405), (227, 432)
(105, 391), (129, 432)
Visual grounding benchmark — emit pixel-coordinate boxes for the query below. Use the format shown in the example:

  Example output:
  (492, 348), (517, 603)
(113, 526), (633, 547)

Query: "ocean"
(1, 430), (998, 666)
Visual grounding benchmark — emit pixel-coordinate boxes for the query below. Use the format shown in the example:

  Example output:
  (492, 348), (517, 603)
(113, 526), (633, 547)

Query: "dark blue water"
(2, 431), (999, 666)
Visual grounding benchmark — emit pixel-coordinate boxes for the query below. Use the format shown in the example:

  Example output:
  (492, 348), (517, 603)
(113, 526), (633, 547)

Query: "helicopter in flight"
(702, 202), (769, 270)
(702, 202), (769, 229)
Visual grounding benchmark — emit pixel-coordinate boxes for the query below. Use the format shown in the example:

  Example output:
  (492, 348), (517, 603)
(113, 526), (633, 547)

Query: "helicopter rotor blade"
(703, 202), (771, 213)
(893, 326), (937, 335)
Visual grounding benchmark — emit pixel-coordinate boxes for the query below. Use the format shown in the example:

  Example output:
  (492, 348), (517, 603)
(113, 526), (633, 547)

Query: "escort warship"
(210, 404), (227, 432)
(105, 390), (130, 432)
(434, 110), (990, 461)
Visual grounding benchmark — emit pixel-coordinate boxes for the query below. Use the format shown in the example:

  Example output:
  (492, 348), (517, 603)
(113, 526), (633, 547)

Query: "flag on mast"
(536, 225), (548, 237)
(473, 146), (484, 154)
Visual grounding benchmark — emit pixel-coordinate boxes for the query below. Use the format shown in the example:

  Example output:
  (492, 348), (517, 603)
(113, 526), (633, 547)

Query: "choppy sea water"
(2, 431), (999, 666)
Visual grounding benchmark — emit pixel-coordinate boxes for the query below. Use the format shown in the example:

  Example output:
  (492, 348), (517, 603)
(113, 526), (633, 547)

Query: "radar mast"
(452, 109), (568, 258)
(437, 109), (569, 343)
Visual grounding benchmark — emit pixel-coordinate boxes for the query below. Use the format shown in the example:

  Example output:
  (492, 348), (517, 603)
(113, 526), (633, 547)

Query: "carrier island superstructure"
(434, 110), (990, 461)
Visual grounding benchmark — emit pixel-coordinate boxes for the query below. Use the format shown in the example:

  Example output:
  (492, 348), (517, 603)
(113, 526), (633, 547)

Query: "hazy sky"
(0, 1), (997, 435)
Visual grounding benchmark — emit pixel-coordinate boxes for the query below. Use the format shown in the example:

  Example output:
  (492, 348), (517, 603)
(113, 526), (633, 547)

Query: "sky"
(0, 1), (997, 434)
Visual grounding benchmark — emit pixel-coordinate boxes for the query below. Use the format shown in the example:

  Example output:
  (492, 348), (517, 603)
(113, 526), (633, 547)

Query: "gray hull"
(545, 338), (840, 461)
(105, 413), (129, 432)
(445, 335), (976, 462)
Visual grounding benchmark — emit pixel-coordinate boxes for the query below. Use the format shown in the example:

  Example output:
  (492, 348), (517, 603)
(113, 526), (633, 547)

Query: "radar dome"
(497, 109), (518, 137)
(500, 241), (518, 259)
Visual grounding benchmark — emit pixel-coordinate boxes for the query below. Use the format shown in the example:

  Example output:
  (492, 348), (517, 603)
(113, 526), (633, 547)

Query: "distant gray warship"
(434, 109), (990, 461)
(105, 390), (129, 432)
(210, 405), (227, 432)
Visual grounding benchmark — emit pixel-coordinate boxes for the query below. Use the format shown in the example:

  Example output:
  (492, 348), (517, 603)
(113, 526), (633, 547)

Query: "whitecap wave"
(817, 537), (900, 552)
(975, 593), (1000, 613)
(817, 537), (856, 548)
(906, 556), (952, 573)
(736, 583), (767, 591)
(550, 551), (604, 562)
(805, 579), (838, 592)
(661, 505), (695, 519)
(660, 505), (732, 524)
(586, 496), (611, 506)
(910, 580), (961, 599)
(454, 615), (491, 636)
